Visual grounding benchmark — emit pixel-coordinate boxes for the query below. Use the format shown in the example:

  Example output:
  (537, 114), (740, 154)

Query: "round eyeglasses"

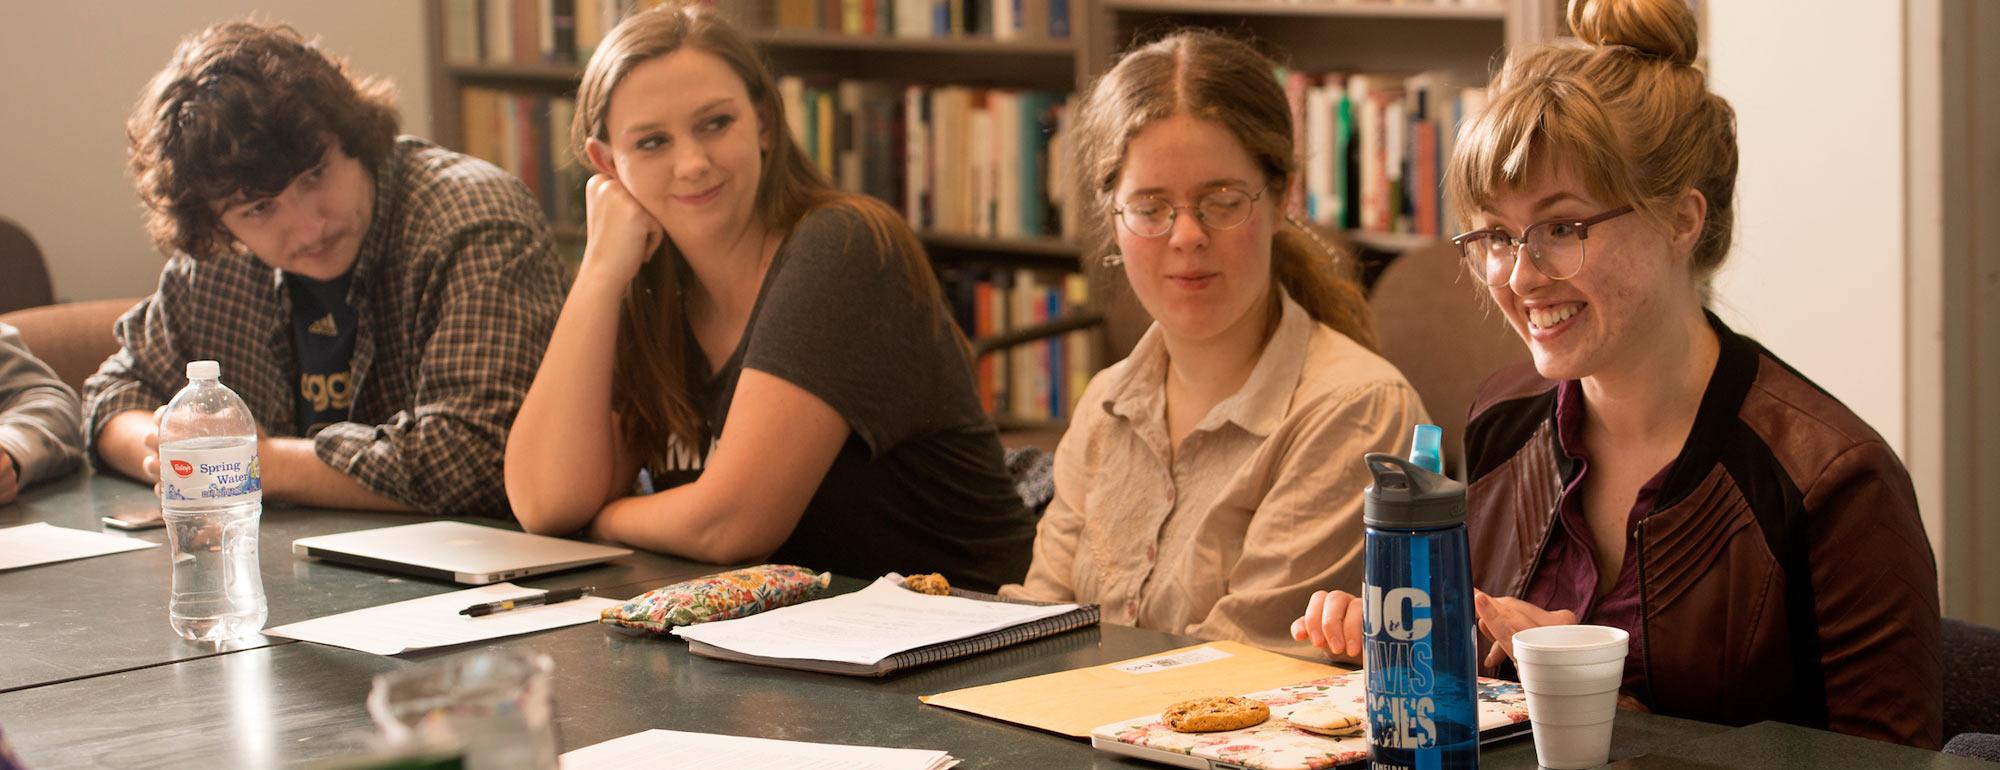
(1113, 187), (1265, 238)
(1450, 205), (1635, 286)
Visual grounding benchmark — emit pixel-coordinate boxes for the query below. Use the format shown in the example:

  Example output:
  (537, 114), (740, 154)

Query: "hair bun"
(1568, 0), (1699, 67)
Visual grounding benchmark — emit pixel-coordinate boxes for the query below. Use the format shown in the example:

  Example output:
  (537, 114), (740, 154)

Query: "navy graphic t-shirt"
(285, 271), (358, 436)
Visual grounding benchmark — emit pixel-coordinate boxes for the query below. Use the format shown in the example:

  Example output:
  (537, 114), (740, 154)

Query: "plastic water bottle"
(158, 360), (267, 642)
(1362, 424), (1478, 770)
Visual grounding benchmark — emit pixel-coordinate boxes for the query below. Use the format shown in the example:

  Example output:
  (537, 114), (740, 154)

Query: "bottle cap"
(186, 360), (220, 380)
(1409, 424), (1444, 474)
(1363, 452), (1467, 530)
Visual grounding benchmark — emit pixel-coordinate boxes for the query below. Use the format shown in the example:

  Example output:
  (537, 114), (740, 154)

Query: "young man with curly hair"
(87, 20), (567, 516)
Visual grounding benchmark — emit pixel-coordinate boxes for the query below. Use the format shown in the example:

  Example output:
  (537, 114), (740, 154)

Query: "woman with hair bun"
(1294, 0), (1940, 746)
(1000, 29), (1427, 656)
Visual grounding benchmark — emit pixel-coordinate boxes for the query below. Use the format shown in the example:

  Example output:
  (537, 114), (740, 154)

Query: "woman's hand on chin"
(580, 173), (663, 285)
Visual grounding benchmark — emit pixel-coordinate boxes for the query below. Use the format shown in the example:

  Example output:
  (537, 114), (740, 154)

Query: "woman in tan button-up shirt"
(1000, 30), (1427, 657)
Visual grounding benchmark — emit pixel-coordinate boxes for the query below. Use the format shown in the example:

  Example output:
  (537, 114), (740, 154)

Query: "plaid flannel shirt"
(83, 136), (568, 516)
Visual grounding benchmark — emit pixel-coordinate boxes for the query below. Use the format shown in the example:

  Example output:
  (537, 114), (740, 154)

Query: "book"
(679, 578), (1099, 677)
(444, 0), (483, 63)
(1090, 671), (1532, 770)
(1282, 70), (1312, 217)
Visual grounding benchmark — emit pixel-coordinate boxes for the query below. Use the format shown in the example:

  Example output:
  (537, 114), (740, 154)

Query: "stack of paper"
(0, 522), (156, 570)
(560, 730), (957, 770)
(670, 577), (1079, 666)
(265, 582), (620, 655)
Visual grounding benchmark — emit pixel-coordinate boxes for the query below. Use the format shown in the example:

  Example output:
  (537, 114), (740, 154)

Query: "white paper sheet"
(670, 577), (1079, 665)
(0, 522), (156, 570)
(559, 729), (957, 770)
(265, 582), (619, 655)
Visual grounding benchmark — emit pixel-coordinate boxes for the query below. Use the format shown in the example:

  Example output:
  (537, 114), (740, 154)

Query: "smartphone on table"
(101, 509), (166, 530)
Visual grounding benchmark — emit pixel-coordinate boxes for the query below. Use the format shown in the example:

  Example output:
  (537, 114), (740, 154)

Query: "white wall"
(0, 2), (429, 303)
(1706, 2), (1908, 455)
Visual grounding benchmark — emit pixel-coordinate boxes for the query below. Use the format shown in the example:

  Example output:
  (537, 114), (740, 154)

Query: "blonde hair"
(571, 3), (940, 475)
(1073, 29), (1377, 350)
(1448, 0), (1738, 291)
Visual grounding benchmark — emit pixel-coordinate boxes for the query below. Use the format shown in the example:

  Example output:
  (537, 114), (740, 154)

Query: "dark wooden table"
(0, 473), (1979, 769)
(0, 473), (715, 695)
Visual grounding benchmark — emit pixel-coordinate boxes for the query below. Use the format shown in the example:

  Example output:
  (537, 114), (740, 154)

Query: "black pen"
(459, 586), (595, 617)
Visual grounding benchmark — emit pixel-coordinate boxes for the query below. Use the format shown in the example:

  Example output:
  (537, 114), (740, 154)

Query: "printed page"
(671, 577), (1078, 665)
(0, 522), (156, 570)
(559, 729), (955, 770)
(265, 582), (619, 655)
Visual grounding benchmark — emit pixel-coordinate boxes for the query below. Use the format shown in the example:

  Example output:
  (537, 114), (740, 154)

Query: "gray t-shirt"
(651, 207), (1035, 591)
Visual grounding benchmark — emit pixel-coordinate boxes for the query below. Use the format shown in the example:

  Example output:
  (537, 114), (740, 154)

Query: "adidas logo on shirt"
(307, 313), (339, 337)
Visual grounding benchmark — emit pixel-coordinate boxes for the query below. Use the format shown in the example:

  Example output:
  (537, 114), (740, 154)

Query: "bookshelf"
(425, 0), (1101, 431)
(423, 0), (1560, 431)
(1078, 0), (1559, 351)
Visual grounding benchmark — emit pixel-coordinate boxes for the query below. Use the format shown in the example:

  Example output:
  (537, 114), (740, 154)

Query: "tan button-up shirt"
(1002, 293), (1427, 656)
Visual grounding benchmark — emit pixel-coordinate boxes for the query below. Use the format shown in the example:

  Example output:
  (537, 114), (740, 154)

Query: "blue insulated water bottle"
(1363, 425), (1478, 770)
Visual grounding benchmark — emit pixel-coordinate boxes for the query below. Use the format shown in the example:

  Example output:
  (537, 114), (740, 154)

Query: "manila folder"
(919, 640), (1348, 738)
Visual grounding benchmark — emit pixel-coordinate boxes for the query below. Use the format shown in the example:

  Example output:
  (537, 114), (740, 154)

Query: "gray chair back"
(0, 217), (54, 314)
(0, 298), (137, 394)
(1945, 618), (2000, 741)
(1367, 242), (1530, 476)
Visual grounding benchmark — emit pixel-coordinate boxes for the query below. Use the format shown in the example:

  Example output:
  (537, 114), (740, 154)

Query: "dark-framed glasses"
(1113, 187), (1265, 238)
(1451, 205), (1634, 286)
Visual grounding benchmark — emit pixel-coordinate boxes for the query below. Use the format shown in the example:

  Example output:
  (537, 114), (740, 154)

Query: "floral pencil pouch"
(599, 564), (832, 633)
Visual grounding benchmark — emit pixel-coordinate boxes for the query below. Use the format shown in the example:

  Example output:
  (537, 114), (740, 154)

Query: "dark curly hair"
(127, 20), (399, 259)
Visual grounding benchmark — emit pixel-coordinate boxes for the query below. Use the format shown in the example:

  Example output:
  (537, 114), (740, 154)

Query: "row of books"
(941, 268), (1094, 421)
(1281, 69), (1489, 240)
(779, 78), (1081, 241)
(454, 85), (1095, 422)
(459, 88), (588, 232)
(1190, 0), (1502, 6)
(441, 0), (683, 66)
(776, 0), (1072, 40)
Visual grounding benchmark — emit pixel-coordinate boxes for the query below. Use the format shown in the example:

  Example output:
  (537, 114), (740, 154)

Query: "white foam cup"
(1512, 625), (1629, 770)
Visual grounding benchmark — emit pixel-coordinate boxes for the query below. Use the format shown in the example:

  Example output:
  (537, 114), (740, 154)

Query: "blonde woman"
(1295, 0), (1940, 746)
(1000, 30), (1427, 655)
(505, 4), (1034, 590)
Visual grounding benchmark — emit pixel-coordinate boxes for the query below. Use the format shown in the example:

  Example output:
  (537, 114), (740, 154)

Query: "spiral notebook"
(677, 577), (1099, 677)
(1089, 671), (1531, 770)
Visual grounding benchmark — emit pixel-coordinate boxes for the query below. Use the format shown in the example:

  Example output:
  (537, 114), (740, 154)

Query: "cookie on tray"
(1162, 696), (1271, 733)
(902, 573), (951, 596)
(1285, 704), (1364, 736)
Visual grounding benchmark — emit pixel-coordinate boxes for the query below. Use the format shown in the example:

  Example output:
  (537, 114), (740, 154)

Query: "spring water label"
(160, 441), (262, 507)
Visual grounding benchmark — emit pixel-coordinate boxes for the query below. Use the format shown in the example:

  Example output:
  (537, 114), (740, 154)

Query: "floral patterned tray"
(1089, 672), (1529, 770)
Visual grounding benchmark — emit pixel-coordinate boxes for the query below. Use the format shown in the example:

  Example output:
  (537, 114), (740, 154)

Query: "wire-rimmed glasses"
(1113, 187), (1265, 238)
(1450, 205), (1635, 286)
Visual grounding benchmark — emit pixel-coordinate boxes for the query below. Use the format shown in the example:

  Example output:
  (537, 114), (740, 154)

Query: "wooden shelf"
(551, 226), (1080, 263)
(993, 414), (1069, 433)
(1102, 0), (1506, 20)
(444, 61), (582, 83)
(1348, 230), (1446, 252)
(920, 231), (1080, 259)
(750, 29), (1078, 56)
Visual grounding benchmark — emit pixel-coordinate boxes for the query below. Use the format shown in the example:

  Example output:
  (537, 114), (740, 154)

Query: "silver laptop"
(292, 521), (633, 585)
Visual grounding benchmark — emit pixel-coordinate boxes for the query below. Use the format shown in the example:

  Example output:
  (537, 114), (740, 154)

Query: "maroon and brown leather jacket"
(1462, 314), (1943, 748)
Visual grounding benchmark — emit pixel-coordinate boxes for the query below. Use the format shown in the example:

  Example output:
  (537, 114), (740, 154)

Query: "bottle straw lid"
(1363, 452), (1467, 530)
(1409, 424), (1443, 474)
